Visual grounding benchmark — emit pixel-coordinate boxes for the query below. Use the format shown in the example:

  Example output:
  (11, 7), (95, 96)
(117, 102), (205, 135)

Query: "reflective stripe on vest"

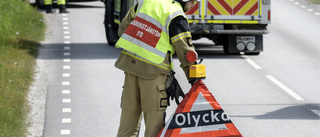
(44, 0), (65, 5)
(121, 50), (170, 70)
(116, 0), (187, 69)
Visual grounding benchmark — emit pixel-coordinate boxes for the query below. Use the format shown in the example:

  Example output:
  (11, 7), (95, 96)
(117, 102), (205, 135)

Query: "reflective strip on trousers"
(44, 0), (52, 5)
(57, 0), (66, 5)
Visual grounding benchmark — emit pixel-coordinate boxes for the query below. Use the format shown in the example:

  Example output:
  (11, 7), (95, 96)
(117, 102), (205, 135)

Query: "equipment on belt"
(186, 50), (206, 79)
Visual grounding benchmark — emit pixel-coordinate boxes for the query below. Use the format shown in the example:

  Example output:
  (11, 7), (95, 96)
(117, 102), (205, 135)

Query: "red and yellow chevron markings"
(212, 0), (258, 16)
(187, 0), (259, 16)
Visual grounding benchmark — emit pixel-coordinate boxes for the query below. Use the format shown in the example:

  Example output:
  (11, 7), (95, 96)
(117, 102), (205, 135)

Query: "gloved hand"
(165, 71), (185, 106)
(189, 78), (196, 86)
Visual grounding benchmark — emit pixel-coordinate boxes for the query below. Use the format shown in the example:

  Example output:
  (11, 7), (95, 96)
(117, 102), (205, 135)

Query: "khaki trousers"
(117, 73), (168, 137)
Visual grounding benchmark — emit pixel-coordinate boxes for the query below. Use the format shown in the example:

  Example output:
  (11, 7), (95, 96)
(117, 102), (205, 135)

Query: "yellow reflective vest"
(115, 0), (187, 70)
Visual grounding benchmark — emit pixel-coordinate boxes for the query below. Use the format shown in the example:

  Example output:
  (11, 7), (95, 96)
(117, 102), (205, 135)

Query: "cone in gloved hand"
(165, 71), (185, 106)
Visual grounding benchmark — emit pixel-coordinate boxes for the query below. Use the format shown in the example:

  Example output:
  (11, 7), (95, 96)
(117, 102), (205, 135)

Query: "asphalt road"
(37, 0), (320, 137)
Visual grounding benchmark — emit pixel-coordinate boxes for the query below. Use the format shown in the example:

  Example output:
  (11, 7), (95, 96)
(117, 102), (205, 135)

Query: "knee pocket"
(157, 84), (168, 111)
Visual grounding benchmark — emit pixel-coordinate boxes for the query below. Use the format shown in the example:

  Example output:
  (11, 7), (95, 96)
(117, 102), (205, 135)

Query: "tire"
(104, 1), (119, 46)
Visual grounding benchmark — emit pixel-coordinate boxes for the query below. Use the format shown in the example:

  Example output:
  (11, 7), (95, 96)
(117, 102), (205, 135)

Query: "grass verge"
(0, 0), (45, 136)
(311, 0), (320, 4)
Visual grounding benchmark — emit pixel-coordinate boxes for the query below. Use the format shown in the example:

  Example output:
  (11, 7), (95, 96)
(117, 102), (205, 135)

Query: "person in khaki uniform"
(115, 0), (199, 136)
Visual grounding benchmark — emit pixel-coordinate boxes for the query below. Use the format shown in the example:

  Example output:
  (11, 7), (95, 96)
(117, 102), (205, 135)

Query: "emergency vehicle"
(104, 0), (271, 55)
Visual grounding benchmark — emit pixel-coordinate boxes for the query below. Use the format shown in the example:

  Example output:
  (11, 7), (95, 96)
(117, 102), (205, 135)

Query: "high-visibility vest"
(116, 0), (187, 70)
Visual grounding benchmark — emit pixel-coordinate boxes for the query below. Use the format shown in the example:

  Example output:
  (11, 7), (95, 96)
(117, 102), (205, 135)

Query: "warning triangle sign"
(157, 79), (242, 137)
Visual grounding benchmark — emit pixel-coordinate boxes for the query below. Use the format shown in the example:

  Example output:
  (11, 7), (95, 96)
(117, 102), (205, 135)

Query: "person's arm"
(169, 16), (197, 83)
(118, 4), (138, 36)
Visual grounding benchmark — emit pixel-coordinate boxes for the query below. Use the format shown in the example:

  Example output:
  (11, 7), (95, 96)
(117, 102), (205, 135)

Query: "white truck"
(104, 0), (271, 55)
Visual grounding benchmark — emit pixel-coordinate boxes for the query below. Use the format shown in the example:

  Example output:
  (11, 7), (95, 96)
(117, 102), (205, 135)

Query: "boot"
(59, 5), (69, 14)
(45, 5), (54, 14)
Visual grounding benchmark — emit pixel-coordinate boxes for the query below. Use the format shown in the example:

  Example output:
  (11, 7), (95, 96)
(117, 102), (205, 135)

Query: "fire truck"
(104, 0), (271, 55)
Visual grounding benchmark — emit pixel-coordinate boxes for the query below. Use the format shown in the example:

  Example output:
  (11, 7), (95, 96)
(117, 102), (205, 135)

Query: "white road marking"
(63, 65), (71, 70)
(63, 59), (71, 62)
(266, 75), (304, 101)
(62, 99), (71, 103)
(62, 81), (70, 86)
(64, 41), (71, 44)
(290, 0), (319, 16)
(61, 130), (70, 135)
(64, 52), (70, 56)
(62, 118), (71, 123)
(64, 46), (70, 50)
(62, 90), (70, 94)
(311, 109), (320, 117)
(62, 73), (70, 77)
(62, 108), (72, 113)
(64, 31), (70, 34)
(241, 55), (262, 69)
(61, 12), (71, 136)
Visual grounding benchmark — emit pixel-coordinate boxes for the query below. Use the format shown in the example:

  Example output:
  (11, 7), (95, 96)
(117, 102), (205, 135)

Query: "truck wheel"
(104, 1), (119, 46)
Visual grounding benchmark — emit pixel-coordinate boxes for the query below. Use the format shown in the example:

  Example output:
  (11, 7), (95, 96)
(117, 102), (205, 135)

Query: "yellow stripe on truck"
(207, 20), (224, 23)
(188, 20), (199, 23)
(241, 20), (258, 24)
(205, 20), (258, 24)
(201, 0), (205, 20)
(260, 0), (262, 16)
